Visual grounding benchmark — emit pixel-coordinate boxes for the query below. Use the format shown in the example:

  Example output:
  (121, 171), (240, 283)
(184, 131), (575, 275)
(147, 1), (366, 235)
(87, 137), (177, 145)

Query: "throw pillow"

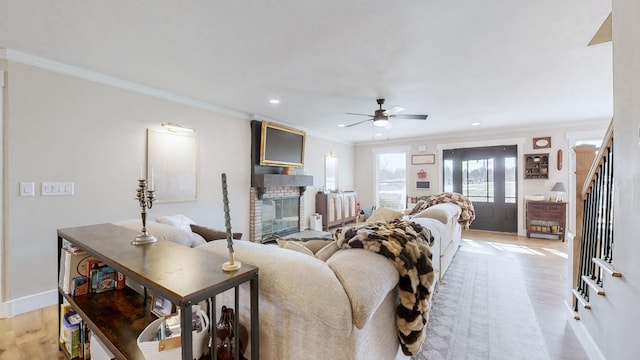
(114, 219), (206, 248)
(277, 238), (334, 254)
(190, 224), (242, 242)
(367, 207), (403, 223)
(315, 241), (339, 261)
(284, 241), (315, 257)
(156, 214), (196, 232)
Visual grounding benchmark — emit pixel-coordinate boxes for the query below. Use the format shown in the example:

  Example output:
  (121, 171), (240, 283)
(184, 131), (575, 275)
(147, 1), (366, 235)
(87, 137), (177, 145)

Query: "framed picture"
(416, 181), (431, 190)
(412, 154), (435, 165)
(147, 129), (199, 203)
(151, 295), (177, 317)
(533, 136), (551, 149)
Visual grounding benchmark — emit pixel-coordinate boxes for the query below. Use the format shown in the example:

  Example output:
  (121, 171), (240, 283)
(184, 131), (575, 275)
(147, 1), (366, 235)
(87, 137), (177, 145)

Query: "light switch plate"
(19, 182), (35, 197)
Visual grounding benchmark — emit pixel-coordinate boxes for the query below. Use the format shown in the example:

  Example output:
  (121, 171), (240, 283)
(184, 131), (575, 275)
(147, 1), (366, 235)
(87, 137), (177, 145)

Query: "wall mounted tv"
(260, 121), (306, 168)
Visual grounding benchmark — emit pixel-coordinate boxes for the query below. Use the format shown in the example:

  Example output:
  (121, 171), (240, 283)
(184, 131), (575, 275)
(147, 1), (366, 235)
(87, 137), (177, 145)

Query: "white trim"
(0, 69), (4, 306)
(565, 301), (606, 360)
(435, 137), (526, 151)
(0, 289), (58, 319)
(566, 128), (608, 145)
(4, 49), (250, 120)
(371, 145), (411, 155)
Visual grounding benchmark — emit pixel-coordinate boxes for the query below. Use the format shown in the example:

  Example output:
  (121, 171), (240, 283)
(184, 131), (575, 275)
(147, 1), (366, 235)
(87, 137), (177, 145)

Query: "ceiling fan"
(344, 98), (428, 128)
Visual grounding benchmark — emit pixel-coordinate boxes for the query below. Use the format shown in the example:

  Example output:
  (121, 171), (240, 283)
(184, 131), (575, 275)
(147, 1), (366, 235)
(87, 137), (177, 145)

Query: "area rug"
(414, 244), (551, 360)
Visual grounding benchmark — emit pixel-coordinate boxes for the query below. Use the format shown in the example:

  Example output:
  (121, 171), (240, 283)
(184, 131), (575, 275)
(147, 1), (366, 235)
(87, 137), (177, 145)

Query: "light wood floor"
(0, 230), (587, 360)
(461, 229), (587, 360)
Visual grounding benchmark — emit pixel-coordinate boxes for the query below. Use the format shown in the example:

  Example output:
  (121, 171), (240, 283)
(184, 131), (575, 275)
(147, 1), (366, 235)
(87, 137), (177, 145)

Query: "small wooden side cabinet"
(315, 191), (358, 230)
(526, 201), (567, 241)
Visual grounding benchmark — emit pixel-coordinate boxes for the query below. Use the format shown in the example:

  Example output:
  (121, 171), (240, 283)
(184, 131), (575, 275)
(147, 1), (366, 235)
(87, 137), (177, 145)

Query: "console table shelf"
(57, 223), (259, 360)
(60, 286), (154, 359)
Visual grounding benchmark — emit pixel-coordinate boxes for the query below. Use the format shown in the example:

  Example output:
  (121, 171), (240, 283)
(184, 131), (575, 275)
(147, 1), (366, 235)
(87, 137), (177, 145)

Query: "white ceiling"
(0, 0), (613, 143)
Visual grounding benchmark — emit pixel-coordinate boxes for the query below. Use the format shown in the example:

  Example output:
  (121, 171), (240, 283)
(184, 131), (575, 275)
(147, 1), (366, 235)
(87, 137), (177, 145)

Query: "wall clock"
(533, 136), (551, 149)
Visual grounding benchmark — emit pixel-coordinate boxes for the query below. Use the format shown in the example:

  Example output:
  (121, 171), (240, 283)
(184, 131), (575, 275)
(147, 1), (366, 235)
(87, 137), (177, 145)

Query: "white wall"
(570, 2), (640, 359)
(0, 60), (354, 317)
(354, 124), (608, 236)
(302, 136), (354, 228)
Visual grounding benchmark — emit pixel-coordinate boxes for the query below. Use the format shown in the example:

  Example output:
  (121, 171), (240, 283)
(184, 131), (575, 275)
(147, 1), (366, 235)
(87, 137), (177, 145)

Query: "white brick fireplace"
(249, 186), (306, 242)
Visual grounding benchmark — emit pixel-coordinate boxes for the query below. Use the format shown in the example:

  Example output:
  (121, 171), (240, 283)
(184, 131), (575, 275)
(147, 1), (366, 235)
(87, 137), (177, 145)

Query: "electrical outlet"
(42, 182), (74, 196)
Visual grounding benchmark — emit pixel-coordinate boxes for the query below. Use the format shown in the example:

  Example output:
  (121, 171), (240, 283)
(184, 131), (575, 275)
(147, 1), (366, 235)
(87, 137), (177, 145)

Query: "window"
(505, 156), (516, 203)
(325, 154), (338, 192)
(462, 158), (494, 203)
(375, 152), (407, 210)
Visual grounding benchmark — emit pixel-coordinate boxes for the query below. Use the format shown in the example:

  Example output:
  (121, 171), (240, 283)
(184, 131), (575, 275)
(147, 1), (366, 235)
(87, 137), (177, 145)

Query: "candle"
(150, 165), (155, 190)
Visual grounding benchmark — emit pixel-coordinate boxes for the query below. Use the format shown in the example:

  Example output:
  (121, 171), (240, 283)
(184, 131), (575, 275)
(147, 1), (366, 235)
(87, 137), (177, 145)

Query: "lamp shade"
(551, 182), (567, 192)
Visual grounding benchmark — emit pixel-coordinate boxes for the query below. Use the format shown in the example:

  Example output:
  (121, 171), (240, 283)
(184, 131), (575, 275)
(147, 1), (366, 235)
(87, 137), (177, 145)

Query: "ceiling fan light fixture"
(373, 118), (389, 127)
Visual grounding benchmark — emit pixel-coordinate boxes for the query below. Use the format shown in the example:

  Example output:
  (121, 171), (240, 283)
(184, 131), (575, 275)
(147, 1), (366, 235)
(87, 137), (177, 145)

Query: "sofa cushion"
(367, 207), (403, 223)
(156, 214), (195, 232)
(114, 219), (206, 247)
(326, 249), (399, 329)
(198, 239), (353, 334)
(412, 203), (461, 224)
(190, 224), (242, 242)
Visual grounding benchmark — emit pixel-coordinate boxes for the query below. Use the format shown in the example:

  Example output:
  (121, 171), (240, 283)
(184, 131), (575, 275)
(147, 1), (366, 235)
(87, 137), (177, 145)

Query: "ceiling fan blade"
(345, 112), (373, 117)
(390, 114), (428, 120)
(386, 105), (406, 115)
(344, 119), (372, 128)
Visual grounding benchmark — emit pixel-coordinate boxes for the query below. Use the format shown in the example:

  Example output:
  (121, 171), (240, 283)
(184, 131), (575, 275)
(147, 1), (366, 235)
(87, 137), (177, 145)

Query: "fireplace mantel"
(253, 174), (313, 199)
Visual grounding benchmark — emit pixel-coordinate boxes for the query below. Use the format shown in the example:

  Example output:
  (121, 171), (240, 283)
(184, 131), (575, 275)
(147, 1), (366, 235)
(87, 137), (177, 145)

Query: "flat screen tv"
(260, 121), (306, 168)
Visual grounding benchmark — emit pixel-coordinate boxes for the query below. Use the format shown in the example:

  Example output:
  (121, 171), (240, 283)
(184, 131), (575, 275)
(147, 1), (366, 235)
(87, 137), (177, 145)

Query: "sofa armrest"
(411, 203), (461, 224)
(326, 249), (399, 329)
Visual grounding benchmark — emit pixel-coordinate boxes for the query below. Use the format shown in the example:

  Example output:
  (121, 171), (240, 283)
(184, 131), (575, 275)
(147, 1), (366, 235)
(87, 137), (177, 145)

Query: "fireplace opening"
(261, 196), (299, 240)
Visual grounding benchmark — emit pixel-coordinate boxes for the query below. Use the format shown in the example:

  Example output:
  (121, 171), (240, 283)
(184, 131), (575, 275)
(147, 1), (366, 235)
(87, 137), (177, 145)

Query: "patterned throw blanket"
(334, 219), (436, 356)
(412, 192), (476, 229)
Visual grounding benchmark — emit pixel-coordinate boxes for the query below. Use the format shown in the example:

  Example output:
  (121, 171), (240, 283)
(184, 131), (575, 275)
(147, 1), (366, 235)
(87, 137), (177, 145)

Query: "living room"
(2, 1), (640, 360)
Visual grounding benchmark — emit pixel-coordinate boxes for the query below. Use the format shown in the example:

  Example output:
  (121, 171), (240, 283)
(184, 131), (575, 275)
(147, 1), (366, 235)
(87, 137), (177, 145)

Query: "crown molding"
(2, 48), (250, 119)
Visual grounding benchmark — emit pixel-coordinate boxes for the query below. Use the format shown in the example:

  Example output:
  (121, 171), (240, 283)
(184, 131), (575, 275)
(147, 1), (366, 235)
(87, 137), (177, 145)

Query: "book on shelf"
(86, 259), (125, 293)
(61, 238), (84, 254)
(58, 248), (93, 295)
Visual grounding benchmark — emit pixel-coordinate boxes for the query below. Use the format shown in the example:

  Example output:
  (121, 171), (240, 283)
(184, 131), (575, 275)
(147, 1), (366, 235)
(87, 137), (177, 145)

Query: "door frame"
(437, 137), (527, 236)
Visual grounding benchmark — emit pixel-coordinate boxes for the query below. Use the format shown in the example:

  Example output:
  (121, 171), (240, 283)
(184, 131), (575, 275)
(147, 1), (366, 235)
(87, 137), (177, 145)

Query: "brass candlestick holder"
(132, 179), (157, 245)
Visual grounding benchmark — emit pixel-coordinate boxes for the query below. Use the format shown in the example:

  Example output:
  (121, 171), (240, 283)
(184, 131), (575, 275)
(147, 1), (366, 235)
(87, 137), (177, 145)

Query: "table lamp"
(551, 182), (567, 202)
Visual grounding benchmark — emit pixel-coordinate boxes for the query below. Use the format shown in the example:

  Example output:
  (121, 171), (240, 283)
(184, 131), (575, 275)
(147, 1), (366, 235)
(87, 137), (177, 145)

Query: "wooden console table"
(525, 201), (567, 241)
(57, 223), (259, 360)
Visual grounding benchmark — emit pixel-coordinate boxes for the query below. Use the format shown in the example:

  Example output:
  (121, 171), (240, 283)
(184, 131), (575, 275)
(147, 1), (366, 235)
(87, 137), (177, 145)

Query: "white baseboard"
(0, 289), (58, 318)
(564, 300), (606, 360)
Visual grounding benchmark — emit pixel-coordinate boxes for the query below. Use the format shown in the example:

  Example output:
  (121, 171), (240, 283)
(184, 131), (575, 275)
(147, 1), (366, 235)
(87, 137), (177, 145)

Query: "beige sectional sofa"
(114, 202), (465, 359)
